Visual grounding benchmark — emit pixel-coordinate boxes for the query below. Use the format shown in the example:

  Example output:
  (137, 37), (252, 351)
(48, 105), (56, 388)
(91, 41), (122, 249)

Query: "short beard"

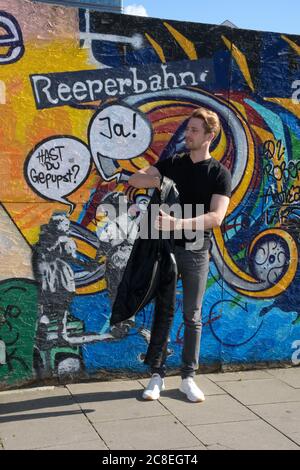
(186, 142), (198, 151)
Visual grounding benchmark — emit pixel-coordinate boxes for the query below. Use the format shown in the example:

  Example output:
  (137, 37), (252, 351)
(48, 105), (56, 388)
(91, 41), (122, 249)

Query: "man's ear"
(208, 131), (216, 143)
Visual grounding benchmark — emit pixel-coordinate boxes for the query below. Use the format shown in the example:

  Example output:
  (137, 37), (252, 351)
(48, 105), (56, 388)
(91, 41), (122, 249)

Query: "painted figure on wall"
(32, 212), (79, 347)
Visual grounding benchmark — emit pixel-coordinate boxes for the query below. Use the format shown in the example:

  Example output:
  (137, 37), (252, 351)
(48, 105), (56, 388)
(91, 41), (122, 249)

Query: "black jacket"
(110, 176), (180, 369)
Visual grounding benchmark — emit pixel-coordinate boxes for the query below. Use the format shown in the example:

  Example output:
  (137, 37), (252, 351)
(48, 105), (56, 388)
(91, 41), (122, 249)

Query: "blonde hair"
(190, 107), (220, 140)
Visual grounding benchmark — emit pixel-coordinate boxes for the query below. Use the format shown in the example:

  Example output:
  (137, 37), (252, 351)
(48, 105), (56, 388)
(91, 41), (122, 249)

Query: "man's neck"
(190, 148), (211, 163)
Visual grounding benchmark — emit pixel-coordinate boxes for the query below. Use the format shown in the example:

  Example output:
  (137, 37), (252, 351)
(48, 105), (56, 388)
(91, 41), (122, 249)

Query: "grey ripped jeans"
(151, 245), (210, 379)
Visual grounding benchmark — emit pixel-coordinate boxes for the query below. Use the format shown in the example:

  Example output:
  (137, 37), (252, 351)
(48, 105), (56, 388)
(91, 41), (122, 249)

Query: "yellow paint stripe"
(230, 100), (248, 120)
(139, 100), (189, 114)
(76, 278), (106, 295)
(85, 221), (97, 233)
(154, 133), (176, 142)
(145, 33), (166, 63)
(130, 149), (159, 168)
(163, 22), (198, 60)
(118, 159), (139, 172)
(281, 35), (300, 55)
(211, 127), (227, 162)
(222, 35), (255, 92)
(264, 98), (300, 119)
(132, 156), (148, 167)
(75, 239), (97, 259)
(152, 115), (189, 128)
(214, 226), (255, 282)
(131, 155), (153, 169)
(140, 149), (160, 165)
(225, 103), (256, 214)
(251, 125), (274, 144)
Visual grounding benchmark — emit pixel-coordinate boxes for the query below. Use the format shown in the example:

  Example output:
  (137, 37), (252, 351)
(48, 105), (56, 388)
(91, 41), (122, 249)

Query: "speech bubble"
(24, 136), (92, 213)
(88, 104), (153, 180)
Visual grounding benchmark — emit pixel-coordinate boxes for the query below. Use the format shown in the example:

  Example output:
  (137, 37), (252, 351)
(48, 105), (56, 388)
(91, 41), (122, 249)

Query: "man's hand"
(128, 166), (162, 190)
(155, 210), (182, 231)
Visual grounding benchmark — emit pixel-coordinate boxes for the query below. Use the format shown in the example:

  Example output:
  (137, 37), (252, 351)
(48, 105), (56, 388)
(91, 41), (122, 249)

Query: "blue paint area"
(245, 99), (288, 153)
(200, 273), (300, 364)
(125, 48), (161, 66)
(71, 292), (154, 372)
(280, 113), (300, 142)
(257, 35), (300, 98)
(71, 291), (111, 332)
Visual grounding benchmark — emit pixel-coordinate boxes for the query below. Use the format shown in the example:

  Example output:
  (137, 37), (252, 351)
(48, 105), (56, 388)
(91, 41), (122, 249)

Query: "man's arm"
(189, 193), (230, 230)
(156, 194), (230, 231)
(128, 166), (162, 190)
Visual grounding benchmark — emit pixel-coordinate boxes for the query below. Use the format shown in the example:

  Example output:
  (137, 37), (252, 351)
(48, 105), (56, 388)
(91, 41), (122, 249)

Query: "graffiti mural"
(0, 0), (300, 388)
(0, 11), (24, 65)
(0, 280), (37, 385)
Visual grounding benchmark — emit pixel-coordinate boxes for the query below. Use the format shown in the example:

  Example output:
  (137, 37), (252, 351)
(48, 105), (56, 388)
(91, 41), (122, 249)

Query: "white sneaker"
(179, 378), (205, 402)
(142, 374), (165, 400)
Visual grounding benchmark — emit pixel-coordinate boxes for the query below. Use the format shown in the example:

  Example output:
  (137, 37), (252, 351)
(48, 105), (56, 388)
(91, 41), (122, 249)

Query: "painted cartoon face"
(111, 245), (132, 268)
(64, 239), (77, 257)
(52, 215), (70, 233)
(96, 204), (109, 220)
(128, 194), (150, 218)
(135, 195), (150, 212)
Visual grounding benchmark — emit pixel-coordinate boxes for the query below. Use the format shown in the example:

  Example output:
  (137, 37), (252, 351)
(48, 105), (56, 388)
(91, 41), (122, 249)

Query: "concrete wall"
(1, 0), (300, 389)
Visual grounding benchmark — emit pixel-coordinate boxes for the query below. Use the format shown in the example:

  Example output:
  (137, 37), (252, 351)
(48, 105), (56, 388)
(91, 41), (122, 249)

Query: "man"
(128, 107), (231, 402)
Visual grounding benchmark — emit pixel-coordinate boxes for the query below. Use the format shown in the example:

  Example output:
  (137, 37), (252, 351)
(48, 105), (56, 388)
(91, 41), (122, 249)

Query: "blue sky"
(123, 0), (300, 35)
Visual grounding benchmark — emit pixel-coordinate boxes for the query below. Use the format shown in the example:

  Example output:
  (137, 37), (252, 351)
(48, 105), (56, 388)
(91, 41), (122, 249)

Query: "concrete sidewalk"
(0, 368), (300, 450)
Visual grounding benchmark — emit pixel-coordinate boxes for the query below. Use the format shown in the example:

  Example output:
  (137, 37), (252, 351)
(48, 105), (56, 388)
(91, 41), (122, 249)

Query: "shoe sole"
(179, 387), (205, 403)
(142, 395), (159, 401)
(142, 386), (165, 401)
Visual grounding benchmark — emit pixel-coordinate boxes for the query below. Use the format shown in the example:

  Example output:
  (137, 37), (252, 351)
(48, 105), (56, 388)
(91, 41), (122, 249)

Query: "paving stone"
(67, 381), (169, 423)
(206, 370), (274, 383)
(36, 439), (108, 450)
(266, 368), (300, 388)
(0, 416), (103, 450)
(250, 401), (300, 445)
(218, 379), (300, 405)
(169, 446), (207, 451)
(94, 415), (201, 450)
(189, 420), (299, 450)
(158, 393), (257, 426)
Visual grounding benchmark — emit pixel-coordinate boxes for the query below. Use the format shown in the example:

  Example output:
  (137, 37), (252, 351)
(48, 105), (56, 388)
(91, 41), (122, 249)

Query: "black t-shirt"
(154, 153), (231, 250)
